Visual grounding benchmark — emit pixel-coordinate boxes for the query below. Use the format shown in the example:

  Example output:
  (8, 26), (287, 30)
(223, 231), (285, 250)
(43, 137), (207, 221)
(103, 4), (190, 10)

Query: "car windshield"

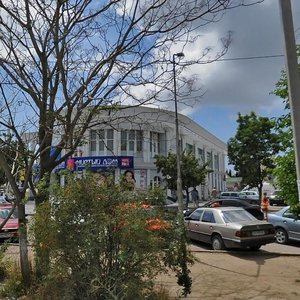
(221, 210), (255, 223)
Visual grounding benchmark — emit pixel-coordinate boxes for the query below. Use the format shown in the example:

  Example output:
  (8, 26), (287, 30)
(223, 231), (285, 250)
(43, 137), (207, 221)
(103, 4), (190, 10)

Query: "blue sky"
(176, 0), (300, 144)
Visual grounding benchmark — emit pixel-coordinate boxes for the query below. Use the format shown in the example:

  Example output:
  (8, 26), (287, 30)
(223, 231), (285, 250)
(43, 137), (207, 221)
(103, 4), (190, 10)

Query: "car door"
(282, 209), (300, 241)
(185, 210), (204, 241)
(198, 210), (217, 244)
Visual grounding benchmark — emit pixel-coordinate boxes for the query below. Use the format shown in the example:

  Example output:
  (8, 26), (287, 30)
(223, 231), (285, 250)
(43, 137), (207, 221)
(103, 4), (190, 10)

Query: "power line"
(217, 54), (284, 62)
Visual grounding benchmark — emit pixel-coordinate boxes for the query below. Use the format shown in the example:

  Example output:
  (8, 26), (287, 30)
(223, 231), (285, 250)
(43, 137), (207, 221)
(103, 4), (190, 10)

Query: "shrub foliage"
(30, 174), (192, 299)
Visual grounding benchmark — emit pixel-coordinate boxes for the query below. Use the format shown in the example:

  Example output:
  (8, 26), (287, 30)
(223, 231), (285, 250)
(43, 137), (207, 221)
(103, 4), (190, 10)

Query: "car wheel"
(211, 235), (225, 250)
(275, 228), (288, 244)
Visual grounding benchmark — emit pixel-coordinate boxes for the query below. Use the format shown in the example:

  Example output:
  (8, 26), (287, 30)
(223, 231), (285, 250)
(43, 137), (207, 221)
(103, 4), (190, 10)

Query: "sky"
(174, 0), (300, 145)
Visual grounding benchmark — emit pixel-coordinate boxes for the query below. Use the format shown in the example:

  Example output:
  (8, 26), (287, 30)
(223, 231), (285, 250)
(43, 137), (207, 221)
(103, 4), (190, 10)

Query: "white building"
(57, 106), (227, 200)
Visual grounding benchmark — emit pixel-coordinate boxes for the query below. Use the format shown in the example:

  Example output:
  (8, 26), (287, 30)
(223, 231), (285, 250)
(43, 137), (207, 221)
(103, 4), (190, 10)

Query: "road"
(156, 247), (300, 299)
(157, 236), (300, 299)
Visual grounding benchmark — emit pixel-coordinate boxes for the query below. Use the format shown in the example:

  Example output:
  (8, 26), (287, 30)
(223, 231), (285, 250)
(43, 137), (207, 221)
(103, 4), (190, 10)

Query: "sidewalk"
(156, 251), (300, 299)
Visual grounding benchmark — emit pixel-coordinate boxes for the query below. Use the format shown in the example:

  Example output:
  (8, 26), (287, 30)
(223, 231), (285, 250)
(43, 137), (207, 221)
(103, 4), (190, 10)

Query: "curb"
(189, 249), (300, 256)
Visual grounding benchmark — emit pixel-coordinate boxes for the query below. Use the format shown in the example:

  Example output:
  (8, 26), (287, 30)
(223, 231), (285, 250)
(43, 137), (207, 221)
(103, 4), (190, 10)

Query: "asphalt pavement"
(189, 239), (300, 256)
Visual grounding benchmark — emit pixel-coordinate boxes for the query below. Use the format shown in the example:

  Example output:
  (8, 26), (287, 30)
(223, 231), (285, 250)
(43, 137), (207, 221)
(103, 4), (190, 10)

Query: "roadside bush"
(0, 243), (9, 282)
(30, 174), (193, 299)
(0, 261), (26, 299)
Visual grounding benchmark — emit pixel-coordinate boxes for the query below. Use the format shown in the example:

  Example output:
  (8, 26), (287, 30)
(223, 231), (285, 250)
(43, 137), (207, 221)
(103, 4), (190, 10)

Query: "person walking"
(211, 187), (218, 199)
(191, 187), (199, 208)
(261, 192), (269, 221)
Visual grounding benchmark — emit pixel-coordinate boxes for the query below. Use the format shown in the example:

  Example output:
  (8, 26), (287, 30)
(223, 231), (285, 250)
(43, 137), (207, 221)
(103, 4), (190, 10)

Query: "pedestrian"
(211, 187), (217, 199)
(191, 187), (199, 208)
(261, 192), (269, 221)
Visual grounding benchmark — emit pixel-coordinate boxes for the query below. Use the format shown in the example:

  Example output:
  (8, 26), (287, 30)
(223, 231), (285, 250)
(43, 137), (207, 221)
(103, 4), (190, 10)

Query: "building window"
(150, 132), (160, 155)
(121, 131), (127, 151)
(186, 143), (194, 154)
(129, 130), (135, 151)
(107, 129), (114, 154)
(198, 148), (204, 163)
(90, 130), (97, 152)
(207, 151), (213, 169)
(214, 154), (219, 171)
(136, 130), (143, 152)
(89, 129), (114, 154)
(98, 129), (105, 151)
(121, 130), (143, 154)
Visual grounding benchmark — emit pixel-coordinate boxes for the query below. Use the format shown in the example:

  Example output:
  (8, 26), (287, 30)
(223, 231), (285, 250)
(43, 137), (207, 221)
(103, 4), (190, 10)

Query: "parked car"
(269, 190), (286, 206)
(201, 198), (264, 220)
(0, 205), (19, 241)
(268, 206), (300, 244)
(163, 197), (195, 217)
(219, 192), (240, 199)
(184, 207), (275, 250)
(239, 190), (260, 204)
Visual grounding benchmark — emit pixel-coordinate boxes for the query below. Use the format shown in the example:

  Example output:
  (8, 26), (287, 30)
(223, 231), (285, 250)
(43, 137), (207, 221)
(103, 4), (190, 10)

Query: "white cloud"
(174, 0), (300, 116)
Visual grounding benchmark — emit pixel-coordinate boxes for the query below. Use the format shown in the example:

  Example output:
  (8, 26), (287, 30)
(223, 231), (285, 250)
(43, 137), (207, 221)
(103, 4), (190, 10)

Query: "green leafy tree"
(272, 46), (300, 207)
(154, 151), (209, 202)
(273, 152), (298, 206)
(227, 112), (280, 199)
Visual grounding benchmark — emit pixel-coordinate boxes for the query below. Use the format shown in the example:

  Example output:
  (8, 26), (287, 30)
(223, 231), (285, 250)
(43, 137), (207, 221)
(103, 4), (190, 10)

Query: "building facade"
(56, 106), (227, 200)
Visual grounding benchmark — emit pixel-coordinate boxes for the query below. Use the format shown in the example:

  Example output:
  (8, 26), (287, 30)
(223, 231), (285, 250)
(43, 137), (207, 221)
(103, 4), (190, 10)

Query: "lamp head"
(175, 52), (185, 58)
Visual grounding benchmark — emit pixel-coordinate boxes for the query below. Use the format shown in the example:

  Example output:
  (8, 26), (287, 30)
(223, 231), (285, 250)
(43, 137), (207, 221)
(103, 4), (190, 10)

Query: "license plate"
(252, 230), (265, 236)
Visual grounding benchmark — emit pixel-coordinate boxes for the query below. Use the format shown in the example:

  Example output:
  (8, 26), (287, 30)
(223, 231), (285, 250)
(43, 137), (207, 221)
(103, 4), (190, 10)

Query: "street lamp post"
(172, 52), (184, 213)
(279, 0), (300, 202)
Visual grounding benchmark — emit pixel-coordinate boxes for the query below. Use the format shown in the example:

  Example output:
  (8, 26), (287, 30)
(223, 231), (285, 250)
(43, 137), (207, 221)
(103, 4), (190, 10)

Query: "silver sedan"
(268, 206), (300, 244)
(185, 207), (275, 250)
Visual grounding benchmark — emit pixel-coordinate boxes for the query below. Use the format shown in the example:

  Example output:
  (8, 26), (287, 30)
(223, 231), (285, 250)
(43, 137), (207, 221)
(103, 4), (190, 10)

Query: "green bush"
(0, 261), (26, 299)
(0, 243), (9, 282)
(30, 174), (193, 299)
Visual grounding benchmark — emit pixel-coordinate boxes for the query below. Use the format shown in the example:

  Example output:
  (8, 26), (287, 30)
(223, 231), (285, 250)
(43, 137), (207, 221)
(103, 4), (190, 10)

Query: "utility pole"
(279, 0), (300, 202)
(172, 52), (185, 212)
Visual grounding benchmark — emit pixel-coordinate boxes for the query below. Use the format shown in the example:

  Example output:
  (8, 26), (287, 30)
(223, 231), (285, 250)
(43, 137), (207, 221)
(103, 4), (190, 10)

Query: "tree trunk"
(17, 203), (31, 288)
(34, 173), (51, 279)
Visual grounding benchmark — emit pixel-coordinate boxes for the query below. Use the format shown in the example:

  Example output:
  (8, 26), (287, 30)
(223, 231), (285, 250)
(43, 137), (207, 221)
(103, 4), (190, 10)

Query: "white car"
(239, 191), (259, 204)
(268, 206), (300, 244)
(219, 192), (240, 199)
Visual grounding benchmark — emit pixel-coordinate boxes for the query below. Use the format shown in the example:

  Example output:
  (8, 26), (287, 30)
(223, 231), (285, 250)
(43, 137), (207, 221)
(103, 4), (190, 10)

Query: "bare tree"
(0, 0), (263, 286)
